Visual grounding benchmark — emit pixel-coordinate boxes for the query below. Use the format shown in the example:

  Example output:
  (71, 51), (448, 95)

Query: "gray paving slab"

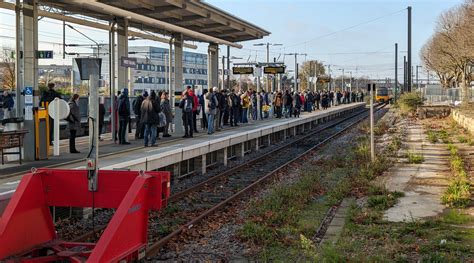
(383, 122), (449, 222)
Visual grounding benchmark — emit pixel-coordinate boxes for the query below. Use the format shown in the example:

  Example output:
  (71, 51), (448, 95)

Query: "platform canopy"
(41, 0), (270, 46)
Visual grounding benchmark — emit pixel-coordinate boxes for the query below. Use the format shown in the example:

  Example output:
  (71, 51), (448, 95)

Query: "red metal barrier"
(0, 169), (170, 262)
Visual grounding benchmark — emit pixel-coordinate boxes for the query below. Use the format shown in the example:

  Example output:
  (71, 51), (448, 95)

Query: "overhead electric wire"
(284, 8), (406, 48)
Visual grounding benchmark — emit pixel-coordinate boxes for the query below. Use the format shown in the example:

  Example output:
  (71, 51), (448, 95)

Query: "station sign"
(74, 58), (102, 80)
(24, 86), (33, 120)
(121, 56), (137, 68)
(264, 66), (285, 74)
(317, 75), (331, 83)
(232, 67), (254, 75)
(37, 50), (53, 59)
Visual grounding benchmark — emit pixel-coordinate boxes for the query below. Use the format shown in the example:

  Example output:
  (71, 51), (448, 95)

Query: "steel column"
(174, 33), (184, 134)
(109, 22), (116, 142)
(208, 44), (219, 89)
(407, 6), (412, 92)
(22, 0), (38, 161)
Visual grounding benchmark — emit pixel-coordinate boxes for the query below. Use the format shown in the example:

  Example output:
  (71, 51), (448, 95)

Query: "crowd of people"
(171, 86), (365, 139)
(34, 83), (365, 153)
(119, 85), (367, 148)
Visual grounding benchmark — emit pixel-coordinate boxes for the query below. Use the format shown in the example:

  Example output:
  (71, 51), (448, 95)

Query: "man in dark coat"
(41, 83), (62, 145)
(133, 91), (146, 139)
(117, 88), (131, 144)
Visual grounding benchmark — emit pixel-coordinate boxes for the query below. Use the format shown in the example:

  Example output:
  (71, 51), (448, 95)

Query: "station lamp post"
(228, 56), (243, 90)
(254, 43), (283, 92)
(284, 53), (307, 91)
(338, 68), (345, 91)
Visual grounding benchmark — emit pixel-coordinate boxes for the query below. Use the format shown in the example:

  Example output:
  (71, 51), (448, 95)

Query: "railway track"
(62, 104), (385, 258)
(143, 103), (386, 258)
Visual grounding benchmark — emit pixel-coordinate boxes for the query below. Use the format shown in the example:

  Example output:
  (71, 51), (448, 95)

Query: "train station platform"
(0, 102), (365, 215)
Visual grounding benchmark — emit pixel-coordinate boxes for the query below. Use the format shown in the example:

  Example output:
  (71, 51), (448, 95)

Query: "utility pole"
(395, 43), (398, 102)
(227, 46), (231, 91)
(295, 54), (298, 91)
(254, 42), (282, 92)
(327, 65), (332, 91)
(349, 71), (352, 93)
(221, 55), (225, 89)
(403, 55), (407, 93)
(341, 69), (345, 91)
(285, 53), (306, 92)
(369, 83), (375, 162)
(407, 6), (412, 92)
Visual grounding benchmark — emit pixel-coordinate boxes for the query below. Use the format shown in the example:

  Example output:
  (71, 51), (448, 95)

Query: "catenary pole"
(395, 43), (398, 102)
(370, 83), (375, 162)
(407, 6), (412, 92)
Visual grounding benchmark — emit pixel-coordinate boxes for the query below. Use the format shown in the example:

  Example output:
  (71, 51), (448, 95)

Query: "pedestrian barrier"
(0, 169), (170, 262)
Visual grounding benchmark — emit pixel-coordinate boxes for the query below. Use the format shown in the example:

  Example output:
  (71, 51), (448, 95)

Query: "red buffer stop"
(0, 169), (171, 262)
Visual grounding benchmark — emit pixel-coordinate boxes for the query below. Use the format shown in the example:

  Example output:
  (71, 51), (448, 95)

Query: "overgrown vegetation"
(330, 202), (474, 261)
(374, 120), (390, 136)
(397, 92), (423, 115)
(239, 134), (393, 261)
(387, 135), (402, 153)
(441, 144), (471, 208)
(406, 151), (425, 164)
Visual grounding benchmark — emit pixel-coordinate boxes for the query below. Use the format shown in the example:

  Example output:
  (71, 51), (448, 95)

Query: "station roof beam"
(40, 0), (270, 45)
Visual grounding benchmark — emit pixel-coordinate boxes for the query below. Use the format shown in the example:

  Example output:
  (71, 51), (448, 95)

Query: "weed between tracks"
(239, 109), (474, 262)
(442, 144), (472, 208)
(239, 123), (393, 261)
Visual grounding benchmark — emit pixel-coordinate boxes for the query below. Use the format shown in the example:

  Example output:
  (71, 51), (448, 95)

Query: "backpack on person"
(209, 94), (217, 110)
(118, 98), (128, 115)
(184, 97), (193, 112)
(158, 112), (167, 128)
(133, 96), (143, 115)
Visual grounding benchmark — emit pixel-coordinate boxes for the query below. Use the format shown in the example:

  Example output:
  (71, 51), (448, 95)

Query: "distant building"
(96, 46), (208, 95)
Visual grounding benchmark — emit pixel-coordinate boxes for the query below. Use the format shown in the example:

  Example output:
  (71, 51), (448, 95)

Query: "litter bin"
(1, 117), (24, 132)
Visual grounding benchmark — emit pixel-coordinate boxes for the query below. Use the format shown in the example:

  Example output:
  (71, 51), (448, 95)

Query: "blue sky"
(208, 0), (464, 79)
(0, 0), (464, 79)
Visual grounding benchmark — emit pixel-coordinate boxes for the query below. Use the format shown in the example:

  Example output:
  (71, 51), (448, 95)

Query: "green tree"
(297, 60), (326, 91)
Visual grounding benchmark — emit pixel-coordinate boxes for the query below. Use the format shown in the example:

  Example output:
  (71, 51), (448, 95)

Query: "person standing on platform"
(230, 89), (240, 127)
(141, 91), (159, 147)
(179, 90), (194, 138)
(217, 89), (226, 130)
(133, 91), (145, 139)
(205, 87), (218, 135)
(99, 96), (105, 141)
(161, 92), (173, 137)
(240, 91), (250, 123)
(41, 83), (62, 145)
(315, 91), (321, 110)
(293, 91), (302, 118)
(67, 94), (81, 153)
(273, 92), (283, 118)
(117, 88), (131, 145)
(199, 89), (207, 131)
(2, 90), (14, 119)
(186, 86), (200, 134)
(283, 90), (292, 118)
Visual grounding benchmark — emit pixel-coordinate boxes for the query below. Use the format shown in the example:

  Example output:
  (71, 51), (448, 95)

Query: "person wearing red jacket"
(186, 86), (200, 133)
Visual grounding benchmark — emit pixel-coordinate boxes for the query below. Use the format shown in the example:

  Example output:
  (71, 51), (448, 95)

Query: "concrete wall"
(103, 103), (366, 178)
(452, 109), (474, 135)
